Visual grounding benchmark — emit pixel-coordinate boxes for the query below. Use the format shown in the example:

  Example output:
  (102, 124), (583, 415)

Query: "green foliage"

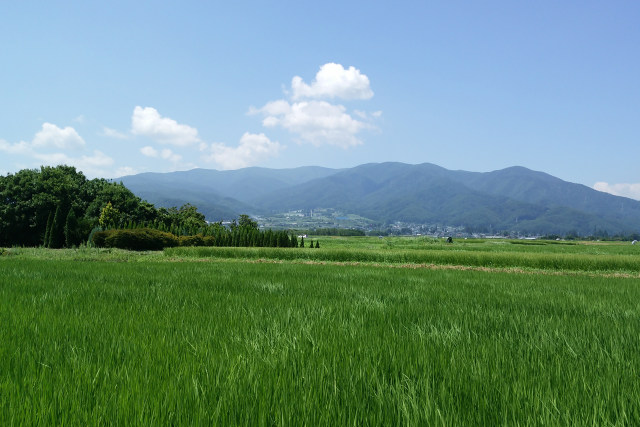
(0, 165), (162, 247)
(167, 242), (640, 274)
(92, 228), (179, 251)
(98, 201), (120, 229)
(2, 249), (640, 424)
(312, 228), (365, 236)
(237, 214), (258, 230)
(49, 204), (66, 249)
(43, 211), (53, 247)
(64, 208), (81, 248)
(179, 234), (205, 247)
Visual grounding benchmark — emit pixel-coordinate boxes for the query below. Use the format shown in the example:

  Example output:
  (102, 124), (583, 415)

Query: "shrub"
(91, 229), (107, 247)
(179, 234), (205, 247)
(92, 228), (179, 251)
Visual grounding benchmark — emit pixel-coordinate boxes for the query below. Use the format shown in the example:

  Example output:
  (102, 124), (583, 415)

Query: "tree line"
(0, 165), (316, 249)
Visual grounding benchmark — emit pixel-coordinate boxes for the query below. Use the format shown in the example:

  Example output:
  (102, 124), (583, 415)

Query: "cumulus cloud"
(131, 106), (200, 146)
(32, 123), (85, 150)
(249, 63), (379, 148)
(0, 139), (33, 155)
(33, 150), (113, 168)
(0, 124), (123, 178)
(0, 123), (85, 155)
(593, 182), (640, 200)
(252, 100), (369, 148)
(30, 150), (115, 178)
(291, 63), (373, 100)
(205, 132), (283, 170)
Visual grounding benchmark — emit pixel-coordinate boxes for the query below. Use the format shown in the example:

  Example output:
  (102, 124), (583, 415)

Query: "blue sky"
(1, 1), (639, 199)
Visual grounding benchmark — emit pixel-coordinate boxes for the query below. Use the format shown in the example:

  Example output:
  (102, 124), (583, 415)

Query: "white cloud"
(33, 150), (113, 168)
(140, 145), (181, 162)
(252, 100), (369, 148)
(102, 126), (129, 139)
(131, 106), (200, 146)
(205, 132), (283, 170)
(249, 63), (379, 148)
(593, 182), (640, 200)
(31, 150), (115, 178)
(32, 123), (85, 150)
(0, 124), (123, 178)
(0, 139), (33, 155)
(353, 110), (368, 119)
(140, 146), (159, 157)
(160, 148), (182, 163)
(114, 166), (138, 177)
(291, 63), (374, 100)
(0, 123), (86, 155)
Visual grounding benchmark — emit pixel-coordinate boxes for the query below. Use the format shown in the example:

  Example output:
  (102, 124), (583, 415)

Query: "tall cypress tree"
(49, 204), (65, 249)
(64, 208), (79, 248)
(43, 211), (53, 248)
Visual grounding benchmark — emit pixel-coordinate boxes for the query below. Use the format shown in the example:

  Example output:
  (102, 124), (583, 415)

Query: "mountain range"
(118, 162), (640, 235)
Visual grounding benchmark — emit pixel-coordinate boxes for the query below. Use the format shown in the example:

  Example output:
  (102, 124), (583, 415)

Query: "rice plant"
(2, 247), (640, 424)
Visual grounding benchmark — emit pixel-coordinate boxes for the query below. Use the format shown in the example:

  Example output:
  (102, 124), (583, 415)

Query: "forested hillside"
(249, 163), (640, 235)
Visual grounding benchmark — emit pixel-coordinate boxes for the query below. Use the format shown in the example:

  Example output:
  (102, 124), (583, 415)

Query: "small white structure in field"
(632, 240), (637, 245)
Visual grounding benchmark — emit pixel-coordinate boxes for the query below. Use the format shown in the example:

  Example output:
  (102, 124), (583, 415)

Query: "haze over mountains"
(119, 163), (640, 236)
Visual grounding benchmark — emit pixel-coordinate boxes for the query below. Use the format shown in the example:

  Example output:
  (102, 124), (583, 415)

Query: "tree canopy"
(0, 166), (208, 247)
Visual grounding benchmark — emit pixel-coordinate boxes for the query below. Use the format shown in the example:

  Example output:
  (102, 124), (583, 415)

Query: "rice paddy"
(1, 239), (639, 424)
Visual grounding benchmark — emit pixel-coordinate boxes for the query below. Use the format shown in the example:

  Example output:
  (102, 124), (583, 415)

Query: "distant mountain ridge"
(118, 166), (340, 220)
(118, 162), (640, 235)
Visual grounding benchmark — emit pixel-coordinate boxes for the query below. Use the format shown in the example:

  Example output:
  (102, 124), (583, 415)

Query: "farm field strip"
(165, 244), (640, 275)
(198, 257), (640, 279)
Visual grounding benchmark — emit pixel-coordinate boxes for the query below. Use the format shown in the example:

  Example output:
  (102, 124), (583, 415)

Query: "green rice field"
(1, 238), (639, 424)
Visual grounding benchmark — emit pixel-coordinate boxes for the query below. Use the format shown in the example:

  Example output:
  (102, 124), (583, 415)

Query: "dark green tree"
(43, 211), (53, 247)
(49, 204), (65, 249)
(237, 214), (258, 231)
(64, 208), (81, 247)
(177, 204), (206, 234)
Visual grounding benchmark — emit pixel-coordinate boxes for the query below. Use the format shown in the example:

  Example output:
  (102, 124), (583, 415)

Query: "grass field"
(1, 239), (639, 424)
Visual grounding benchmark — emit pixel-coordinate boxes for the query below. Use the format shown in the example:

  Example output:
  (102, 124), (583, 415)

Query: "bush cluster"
(92, 228), (179, 251)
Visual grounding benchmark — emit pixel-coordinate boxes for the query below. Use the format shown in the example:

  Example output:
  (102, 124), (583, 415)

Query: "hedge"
(92, 228), (179, 251)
